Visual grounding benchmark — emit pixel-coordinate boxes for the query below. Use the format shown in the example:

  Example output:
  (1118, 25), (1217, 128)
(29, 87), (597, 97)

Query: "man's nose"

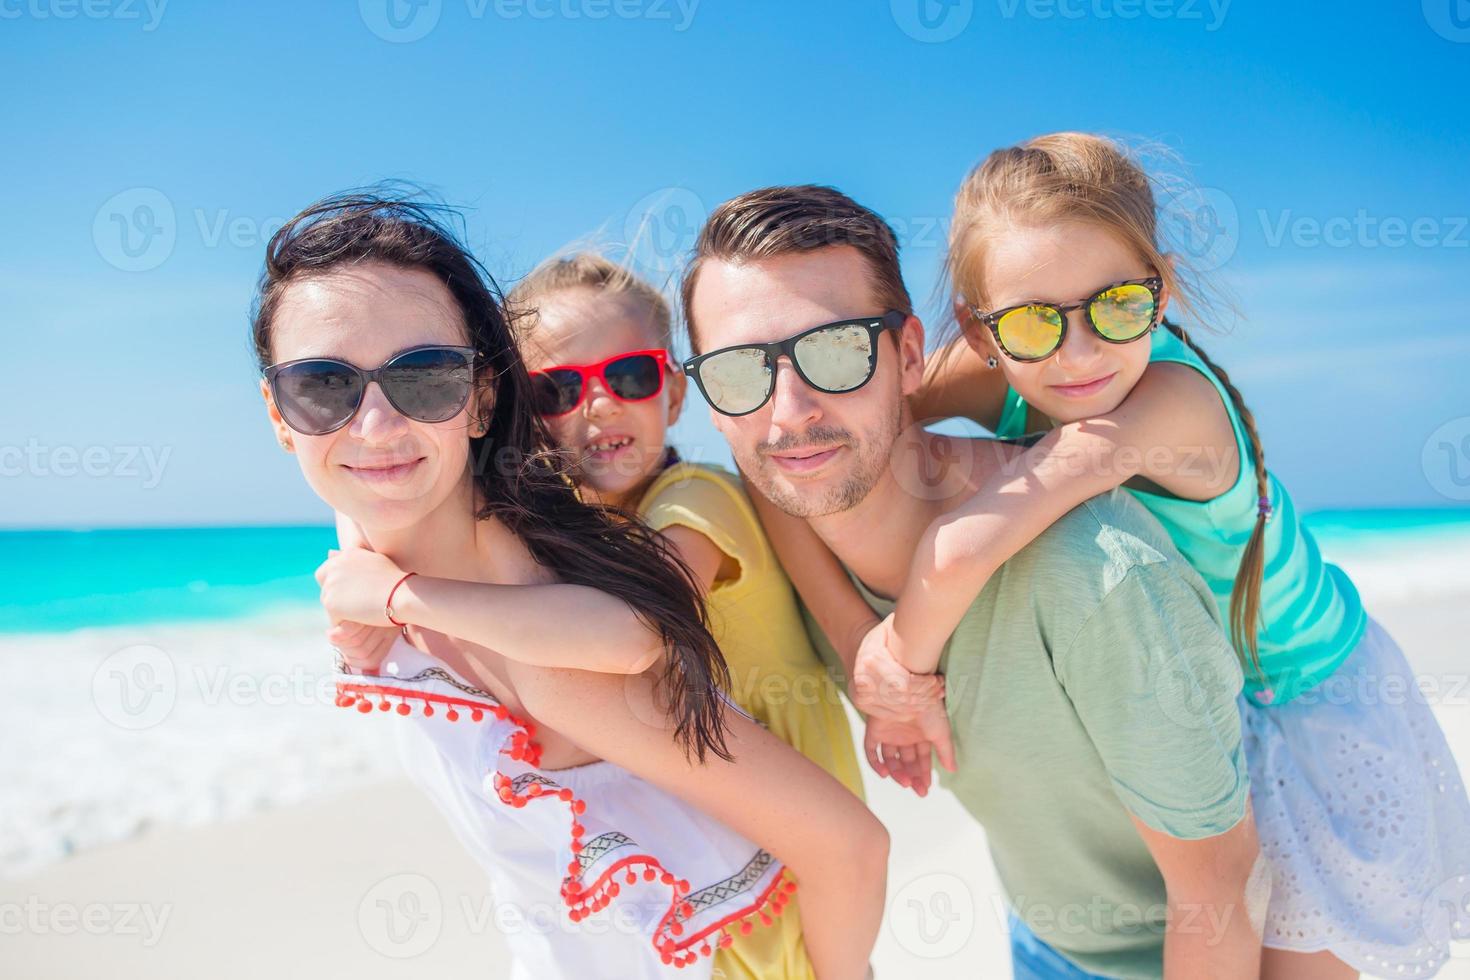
(766, 356), (821, 430)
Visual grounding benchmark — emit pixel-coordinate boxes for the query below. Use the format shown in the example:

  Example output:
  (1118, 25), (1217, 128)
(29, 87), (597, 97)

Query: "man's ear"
(664, 363), (688, 428)
(261, 378), (295, 453)
(896, 313), (927, 399)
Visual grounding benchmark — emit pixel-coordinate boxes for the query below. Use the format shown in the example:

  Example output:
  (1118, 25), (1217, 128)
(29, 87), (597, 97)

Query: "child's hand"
(327, 620), (400, 674)
(852, 615), (945, 721)
(315, 548), (408, 628)
(863, 702), (956, 797)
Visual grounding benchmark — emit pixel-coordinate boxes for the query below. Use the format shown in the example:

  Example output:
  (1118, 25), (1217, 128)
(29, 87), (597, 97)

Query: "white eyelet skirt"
(1242, 616), (1470, 977)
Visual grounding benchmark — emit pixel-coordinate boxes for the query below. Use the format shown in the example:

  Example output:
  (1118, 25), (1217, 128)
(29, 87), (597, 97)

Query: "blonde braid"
(1164, 320), (1271, 683)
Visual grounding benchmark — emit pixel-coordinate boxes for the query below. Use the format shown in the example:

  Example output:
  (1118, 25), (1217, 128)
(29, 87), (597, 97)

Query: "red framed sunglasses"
(528, 349), (669, 417)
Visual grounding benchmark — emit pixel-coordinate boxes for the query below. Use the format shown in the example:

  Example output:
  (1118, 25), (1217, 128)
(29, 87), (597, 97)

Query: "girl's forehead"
(523, 289), (664, 368)
(985, 222), (1149, 304)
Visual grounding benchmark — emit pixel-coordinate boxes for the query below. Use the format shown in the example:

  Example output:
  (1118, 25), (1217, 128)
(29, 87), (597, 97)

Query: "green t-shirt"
(801, 488), (1249, 980)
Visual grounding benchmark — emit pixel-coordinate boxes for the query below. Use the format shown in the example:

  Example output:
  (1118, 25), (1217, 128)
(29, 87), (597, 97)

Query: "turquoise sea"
(3, 509), (1469, 634)
(0, 525), (337, 633)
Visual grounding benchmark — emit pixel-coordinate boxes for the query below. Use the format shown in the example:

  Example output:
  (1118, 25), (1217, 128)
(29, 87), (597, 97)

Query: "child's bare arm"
(326, 513), (399, 671)
(315, 547), (663, 675)
(392, 575), (664, 673)
(893, 362), (1238, 672)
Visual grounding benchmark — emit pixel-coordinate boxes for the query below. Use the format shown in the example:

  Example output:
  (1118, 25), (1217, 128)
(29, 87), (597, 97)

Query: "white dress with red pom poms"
(335, 638), (796, 978)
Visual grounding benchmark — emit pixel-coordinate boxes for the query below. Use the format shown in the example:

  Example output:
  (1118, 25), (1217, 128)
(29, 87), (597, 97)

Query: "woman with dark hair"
(253, 192), (886, 979)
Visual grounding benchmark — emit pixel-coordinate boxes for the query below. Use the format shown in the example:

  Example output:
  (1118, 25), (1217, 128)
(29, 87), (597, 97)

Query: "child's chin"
(580, 471), (643, 501)
(1044, 392), (1126, 424)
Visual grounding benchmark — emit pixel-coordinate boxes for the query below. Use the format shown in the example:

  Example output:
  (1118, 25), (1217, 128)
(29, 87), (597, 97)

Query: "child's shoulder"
(639, 459), (758, 526)
(639, 460), (772, 579)
(642, 459), (744, 503)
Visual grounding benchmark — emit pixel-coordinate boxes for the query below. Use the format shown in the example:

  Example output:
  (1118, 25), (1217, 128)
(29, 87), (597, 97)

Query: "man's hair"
(680, 185), (912, 351)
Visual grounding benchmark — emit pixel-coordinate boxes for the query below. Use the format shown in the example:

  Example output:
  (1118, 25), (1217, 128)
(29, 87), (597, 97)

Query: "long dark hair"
(251, 189), (732, 761)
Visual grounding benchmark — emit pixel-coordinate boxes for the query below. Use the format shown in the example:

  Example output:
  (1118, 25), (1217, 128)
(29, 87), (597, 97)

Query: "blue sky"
(3, 1), (1468, 528)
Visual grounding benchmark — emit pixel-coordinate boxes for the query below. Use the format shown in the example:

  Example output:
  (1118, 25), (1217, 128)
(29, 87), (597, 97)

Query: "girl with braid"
(753, 133), (1470, 978)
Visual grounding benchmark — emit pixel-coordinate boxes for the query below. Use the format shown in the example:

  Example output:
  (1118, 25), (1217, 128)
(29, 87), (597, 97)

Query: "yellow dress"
(638, 461), (864, 980)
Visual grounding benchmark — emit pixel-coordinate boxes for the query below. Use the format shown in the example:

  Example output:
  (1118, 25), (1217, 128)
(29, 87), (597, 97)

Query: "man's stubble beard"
(744, 401), (904, 520)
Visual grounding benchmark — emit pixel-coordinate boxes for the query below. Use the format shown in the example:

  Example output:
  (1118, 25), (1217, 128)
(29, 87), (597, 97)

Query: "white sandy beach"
(3, 586), (1468, 978)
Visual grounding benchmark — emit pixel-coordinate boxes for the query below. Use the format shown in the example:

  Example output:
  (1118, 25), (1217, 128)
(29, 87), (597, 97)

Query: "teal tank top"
(994, 325), (1367, 705)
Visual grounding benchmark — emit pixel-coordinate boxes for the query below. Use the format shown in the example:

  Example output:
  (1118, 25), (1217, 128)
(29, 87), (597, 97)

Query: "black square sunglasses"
(683, 310), (907, 417)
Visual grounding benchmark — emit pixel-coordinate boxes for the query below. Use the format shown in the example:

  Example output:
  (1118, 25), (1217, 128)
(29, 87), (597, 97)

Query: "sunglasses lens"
(272, 360), (362, 435)
(996, 305), (1064, 360)
(531, 369), (583, 416)
(604, 354), (664, 402)
(380, 347), (474, 422)
(698, 348), (772, 416)
(793, 325), (877, 393)
(1090, 283), (1156, 341)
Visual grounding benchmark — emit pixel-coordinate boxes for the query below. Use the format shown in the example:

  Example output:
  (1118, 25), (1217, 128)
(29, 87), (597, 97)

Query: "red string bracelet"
(385, 571), (418, 628)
